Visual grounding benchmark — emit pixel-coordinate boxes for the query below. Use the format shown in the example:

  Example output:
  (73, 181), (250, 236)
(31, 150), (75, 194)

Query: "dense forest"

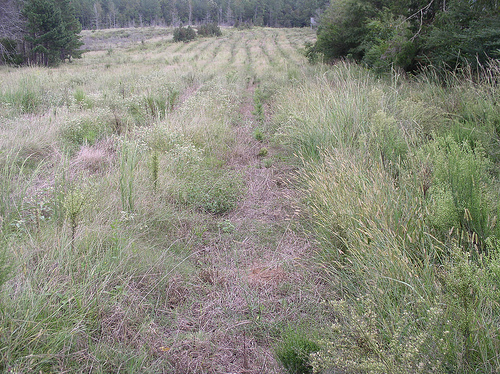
(70, 0), (327, 29)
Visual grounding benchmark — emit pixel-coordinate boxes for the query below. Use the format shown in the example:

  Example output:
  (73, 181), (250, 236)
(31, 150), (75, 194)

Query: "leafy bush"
(361, 10), (417, 73)
(314, 0), (375, 62)
(197, 23), (222, 37)
(173, 26), (196, 43)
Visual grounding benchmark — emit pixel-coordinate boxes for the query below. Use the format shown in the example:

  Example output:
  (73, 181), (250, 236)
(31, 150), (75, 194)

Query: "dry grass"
(0, 27), (330, 373)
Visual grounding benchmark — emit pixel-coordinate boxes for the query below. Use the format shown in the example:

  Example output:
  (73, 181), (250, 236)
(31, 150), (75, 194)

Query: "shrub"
(234, 20), (253, 30)
(59, 113), (115, 153)
(197, 23), (222, 37)
(173, 26), (196, 43)
(275, 329), (319, 374)
(424, 135), (498, 250)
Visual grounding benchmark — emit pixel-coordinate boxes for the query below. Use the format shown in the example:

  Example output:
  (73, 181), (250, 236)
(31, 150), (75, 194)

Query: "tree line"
(308, 0), (500, 73)
(71, 0), (327, 29)
(0, 0), (327, 66)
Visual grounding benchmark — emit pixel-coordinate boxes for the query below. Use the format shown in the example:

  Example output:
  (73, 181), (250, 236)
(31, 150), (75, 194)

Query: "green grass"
(273, 61), (500, 373)
(2, 26), (500, 373)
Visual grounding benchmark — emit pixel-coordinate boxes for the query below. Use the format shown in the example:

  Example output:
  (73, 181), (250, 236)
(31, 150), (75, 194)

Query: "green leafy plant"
(253, 128), (264, 142)
(425, 135), (498, 250)
(74, 88), (93, 109)
(257, 147), (268, 157)
(174, 168), (242, 215)
(275, 328), (320, 374)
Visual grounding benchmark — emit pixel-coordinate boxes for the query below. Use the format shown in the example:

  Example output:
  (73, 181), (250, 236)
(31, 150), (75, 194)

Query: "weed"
(258, 147), (268, 157)
(150, 150), (159, 193)
(425, 135), (497, 250)
(253, 128), (265, 142)
(60, 113), (114, 153)
(63, 185), (86, 251)
(173, 168), (243, 215)
(253, 87), (265, 123)
(74, 88), (93, 109)
(275, 328), (320, 374)
(119, 141), (140, 213)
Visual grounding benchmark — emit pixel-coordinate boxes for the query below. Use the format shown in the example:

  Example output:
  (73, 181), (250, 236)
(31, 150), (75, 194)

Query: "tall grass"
(274, 61), (500, 373)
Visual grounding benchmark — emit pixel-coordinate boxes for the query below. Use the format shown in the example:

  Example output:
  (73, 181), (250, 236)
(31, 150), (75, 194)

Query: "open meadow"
(1, 26), (500, 373)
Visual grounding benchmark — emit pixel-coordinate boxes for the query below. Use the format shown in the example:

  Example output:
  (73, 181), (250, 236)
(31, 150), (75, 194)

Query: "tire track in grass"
(165, 42), (331, 372)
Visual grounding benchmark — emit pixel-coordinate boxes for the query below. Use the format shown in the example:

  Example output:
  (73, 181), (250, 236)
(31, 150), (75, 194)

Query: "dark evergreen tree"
(23, 0), (83, 66)
(56, 0), (84, 61)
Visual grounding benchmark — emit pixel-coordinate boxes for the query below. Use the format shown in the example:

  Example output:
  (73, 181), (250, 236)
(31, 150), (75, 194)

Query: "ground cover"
(0, 27), (328, 373)
(1, 26), (500, 374)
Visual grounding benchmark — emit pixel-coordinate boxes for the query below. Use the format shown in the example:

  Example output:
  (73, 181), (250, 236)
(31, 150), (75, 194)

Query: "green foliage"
(425, 136), (498, 249)
(361, 109), (409, 171)
(361, 10), (417, 73)
(424, 1), (500, 69)
(303, 41), (320, 64)
(119, 141), (140, 213)
(197, 23), (222, 38)
(2, 76), (44, 114)
(257, 147), (268, 157)
(63, 184), (86, 250)
(23, 0), (83, 66)
(150, 151), (159, 193)
(439, 243), (500, 372)
(253, 87), (266, 124)
(312, 0), (500, 73)
(274, 61), (500, 373)
(275, 328), (319, 374)
(59, 116), (112, 152)
(253, 128), (264, 142)
(144, 88), (179, 119)
(314, 0), (375, 62)
(173, 26), (196, 43)
(0, 242), (12, 294)
(73, 88), (93, 109)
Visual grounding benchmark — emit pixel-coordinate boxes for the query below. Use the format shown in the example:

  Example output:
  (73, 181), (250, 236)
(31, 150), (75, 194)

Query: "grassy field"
(1, 26), (500, 373)
(0, 27), (325, 373)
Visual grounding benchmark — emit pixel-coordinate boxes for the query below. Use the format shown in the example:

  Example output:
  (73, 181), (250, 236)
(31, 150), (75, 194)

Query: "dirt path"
(165, 86), (326, 373)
